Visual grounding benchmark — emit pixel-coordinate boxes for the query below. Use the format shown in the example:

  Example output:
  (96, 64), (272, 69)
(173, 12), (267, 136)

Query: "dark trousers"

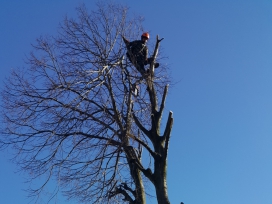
(127, 53), (153, 74)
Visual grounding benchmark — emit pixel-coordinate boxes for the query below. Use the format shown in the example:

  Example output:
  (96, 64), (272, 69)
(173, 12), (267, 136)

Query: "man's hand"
(122, 36), (129, 45)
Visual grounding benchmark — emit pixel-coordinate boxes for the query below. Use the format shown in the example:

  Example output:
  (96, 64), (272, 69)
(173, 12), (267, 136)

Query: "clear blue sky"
(1, 0), (272, 203)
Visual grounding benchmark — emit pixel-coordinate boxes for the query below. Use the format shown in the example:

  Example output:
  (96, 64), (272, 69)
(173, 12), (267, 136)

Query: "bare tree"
(1, 2), (173, 204)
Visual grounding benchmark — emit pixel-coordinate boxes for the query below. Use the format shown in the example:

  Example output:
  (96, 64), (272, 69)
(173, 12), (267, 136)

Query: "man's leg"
(147, 57), (159, 68)
(135, 57), (147, 75)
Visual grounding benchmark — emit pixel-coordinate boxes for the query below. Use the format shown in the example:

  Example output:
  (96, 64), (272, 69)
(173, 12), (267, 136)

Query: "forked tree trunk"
(153, 144), (171, 204)
(125, 146), (146, 204)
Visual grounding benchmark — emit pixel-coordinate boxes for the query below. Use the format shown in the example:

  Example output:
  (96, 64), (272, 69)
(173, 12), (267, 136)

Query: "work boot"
(146, 58), (159, 68)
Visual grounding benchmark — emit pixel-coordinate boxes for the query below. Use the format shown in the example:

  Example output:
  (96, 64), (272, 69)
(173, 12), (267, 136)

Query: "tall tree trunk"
(154, 149), (170, 204)
(125, 146), (146, 204)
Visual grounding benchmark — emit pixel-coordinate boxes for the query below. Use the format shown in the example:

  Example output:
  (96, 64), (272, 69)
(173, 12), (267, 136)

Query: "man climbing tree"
(0, 2), (173, 204)
(123, 32), (159, 75)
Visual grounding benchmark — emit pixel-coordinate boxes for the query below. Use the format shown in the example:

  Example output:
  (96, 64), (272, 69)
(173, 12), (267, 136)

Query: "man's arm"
(144, 46), (148, 61)
(122, 36), (130, 45)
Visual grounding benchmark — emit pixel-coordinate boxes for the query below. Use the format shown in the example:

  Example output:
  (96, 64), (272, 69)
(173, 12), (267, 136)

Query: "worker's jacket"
(128, 40), (148, 61)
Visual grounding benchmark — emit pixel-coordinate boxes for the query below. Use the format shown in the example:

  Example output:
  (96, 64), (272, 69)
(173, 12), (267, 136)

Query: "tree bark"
(125, 145), (146, 204)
